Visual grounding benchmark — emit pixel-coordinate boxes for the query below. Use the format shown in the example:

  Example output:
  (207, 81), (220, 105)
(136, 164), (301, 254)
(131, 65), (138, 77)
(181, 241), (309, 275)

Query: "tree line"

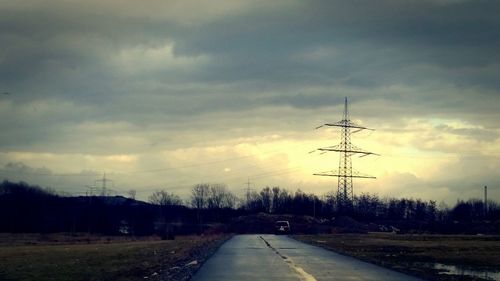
(1, 180), (498, 235)
(149, 183), (499, 225)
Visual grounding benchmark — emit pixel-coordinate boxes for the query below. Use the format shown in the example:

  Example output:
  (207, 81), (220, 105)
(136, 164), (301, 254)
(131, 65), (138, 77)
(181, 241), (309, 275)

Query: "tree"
(272, 187), (292, 214)
(127, 189), (136, 200)
(206, 184), (237, 209)
(191, 183), (209, 209)
(354, 193), (380, 221)
(221, 190), (237, 209)
(207, 184), (226, 209)
(148, 190), (182, 240)
(246, 191), (264, 212)
(323, 191), (337, 216)
(148, 190), (182, 206)
(291, 189), (317, 216)
(260, 187), (272, 213)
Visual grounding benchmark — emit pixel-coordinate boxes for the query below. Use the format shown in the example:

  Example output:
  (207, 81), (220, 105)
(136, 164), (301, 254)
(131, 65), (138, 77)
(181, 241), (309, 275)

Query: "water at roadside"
(418, 262), (500, 281)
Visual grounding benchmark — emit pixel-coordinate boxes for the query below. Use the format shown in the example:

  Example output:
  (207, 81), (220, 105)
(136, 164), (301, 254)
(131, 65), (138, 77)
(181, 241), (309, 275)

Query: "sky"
(1, 0), (499, 204)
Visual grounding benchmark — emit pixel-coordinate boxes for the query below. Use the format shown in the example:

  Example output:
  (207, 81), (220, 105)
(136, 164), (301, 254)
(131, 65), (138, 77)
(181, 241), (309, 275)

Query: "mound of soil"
(229, 213), (330, 234)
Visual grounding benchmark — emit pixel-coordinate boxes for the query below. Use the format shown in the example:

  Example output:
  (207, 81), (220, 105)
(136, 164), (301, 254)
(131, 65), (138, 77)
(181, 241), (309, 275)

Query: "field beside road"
(0, 233), (229, 281)
(294, 233), (500, 281)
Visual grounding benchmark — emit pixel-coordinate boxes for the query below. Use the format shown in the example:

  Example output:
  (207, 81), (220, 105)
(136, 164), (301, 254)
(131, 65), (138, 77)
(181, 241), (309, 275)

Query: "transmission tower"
(94, 172), (113, 196)
(312, 97), (378, 209)
(243, 179), (254, 208)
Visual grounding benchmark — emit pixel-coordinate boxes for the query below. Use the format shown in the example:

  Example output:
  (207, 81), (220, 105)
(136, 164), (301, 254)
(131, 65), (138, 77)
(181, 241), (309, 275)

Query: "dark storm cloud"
(1, 1), (499, 117)
(171, 1), (500, 74)
(0, 0), (498, 149)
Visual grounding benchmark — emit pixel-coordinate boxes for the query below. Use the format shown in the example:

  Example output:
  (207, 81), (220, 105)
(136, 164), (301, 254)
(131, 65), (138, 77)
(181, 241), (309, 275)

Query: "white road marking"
(286, 258), (317, 281)
(260, 236), (317, 281)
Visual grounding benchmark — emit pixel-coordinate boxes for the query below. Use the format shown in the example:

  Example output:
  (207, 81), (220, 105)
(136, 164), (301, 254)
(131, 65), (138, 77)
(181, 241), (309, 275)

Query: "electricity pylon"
(95, 172), (113, 196)
(243, 179), (254, 209)
(312, 97), (378, 210)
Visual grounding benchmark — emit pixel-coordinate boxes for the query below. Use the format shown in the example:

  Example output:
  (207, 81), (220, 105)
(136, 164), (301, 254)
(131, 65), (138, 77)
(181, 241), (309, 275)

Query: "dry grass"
(294, 233), (500, 281)
(0, 233), (159, 246)
(0, 233), (228, 281)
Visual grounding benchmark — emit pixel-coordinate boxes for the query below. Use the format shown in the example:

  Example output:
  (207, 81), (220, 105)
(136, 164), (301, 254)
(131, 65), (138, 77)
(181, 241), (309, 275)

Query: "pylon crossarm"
(350, 144), (380, 156)
(313, 172), (376, 179)
(345, 120), (372, 129)
(359, 152), (380, 158)
(322, 144), (342, 150)
(315, 124), (325, 129)
(309, 144), (341, 154)
(323, 122), (374, 131)
(352, 170), (377, 178)
(317, 148), (374, 155)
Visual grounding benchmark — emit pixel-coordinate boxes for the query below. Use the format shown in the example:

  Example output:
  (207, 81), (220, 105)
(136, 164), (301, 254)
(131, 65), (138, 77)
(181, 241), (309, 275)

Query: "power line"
(0, 164), (304, 197)
(0, 143), (307, 178)
(110, 144), (307, 175)
(0, 169), (98, 177)
(131, 165), (304, 193)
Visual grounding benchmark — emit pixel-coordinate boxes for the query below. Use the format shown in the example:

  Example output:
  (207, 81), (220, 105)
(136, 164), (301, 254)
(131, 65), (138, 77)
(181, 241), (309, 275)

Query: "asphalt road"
(190, 234), (423, 281)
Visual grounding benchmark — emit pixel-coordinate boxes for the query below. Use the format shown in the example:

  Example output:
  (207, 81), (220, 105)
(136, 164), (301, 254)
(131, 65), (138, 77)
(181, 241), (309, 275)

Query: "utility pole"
(312, 97), (378, 211)
(484, 185), (488, 218)
(313, 196), (316, 219)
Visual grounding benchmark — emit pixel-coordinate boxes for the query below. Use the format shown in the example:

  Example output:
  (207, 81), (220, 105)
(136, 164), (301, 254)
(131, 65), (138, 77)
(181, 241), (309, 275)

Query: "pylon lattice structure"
(94, 172), (113, 196)
(312, 97), (378, 209)
(243, 179), (254, 209)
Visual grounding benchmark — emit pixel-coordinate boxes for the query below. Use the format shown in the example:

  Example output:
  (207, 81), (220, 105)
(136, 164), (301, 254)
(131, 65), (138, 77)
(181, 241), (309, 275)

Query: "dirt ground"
(294, 233), (500, 281)
(0, 233), (230, 281)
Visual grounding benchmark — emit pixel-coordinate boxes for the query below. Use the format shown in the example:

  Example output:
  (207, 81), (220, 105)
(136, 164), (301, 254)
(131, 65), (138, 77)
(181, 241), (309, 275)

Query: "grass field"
(0, 233), (229, 281)
(294, 233), (500, 281)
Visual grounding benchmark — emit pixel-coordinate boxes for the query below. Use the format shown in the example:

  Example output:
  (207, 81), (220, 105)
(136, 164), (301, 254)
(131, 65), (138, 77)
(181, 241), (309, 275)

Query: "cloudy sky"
(1, 0), (499, 203)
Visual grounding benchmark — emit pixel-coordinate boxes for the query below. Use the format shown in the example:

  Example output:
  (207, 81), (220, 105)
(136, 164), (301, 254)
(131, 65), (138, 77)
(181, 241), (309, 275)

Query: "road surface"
(190, 234), (423, 281)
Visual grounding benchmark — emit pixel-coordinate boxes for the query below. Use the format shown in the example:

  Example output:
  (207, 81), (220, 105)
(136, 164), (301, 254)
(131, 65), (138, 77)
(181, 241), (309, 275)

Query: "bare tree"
(272, 187), (291, 214)
(148, 190), (182, 240)
(207, 184), (225, 209)
(127, 189), (136, 200)
(191, 183), (209, 209)
(260, 187), (272, 213)
(222, 191), (238, 209)
(247, 190), (264, 212)
(207, 184), (238, 209)
(149, 190), (182, 206)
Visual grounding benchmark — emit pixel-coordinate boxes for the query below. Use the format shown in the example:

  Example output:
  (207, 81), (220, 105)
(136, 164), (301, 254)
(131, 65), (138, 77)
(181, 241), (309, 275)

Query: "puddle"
(419, 262), (500, 280)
